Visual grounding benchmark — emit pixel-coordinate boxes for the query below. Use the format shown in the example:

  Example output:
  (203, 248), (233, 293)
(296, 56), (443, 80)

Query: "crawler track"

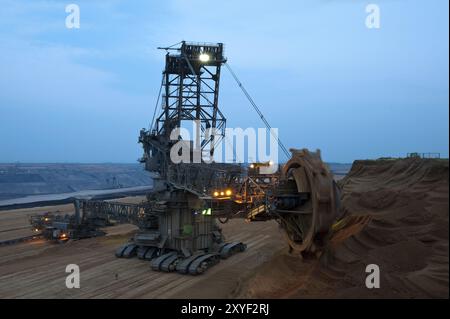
(116, 242), (246, 275)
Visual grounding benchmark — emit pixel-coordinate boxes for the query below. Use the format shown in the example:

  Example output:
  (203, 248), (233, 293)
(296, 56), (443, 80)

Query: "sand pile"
(237, 157), (448, 298)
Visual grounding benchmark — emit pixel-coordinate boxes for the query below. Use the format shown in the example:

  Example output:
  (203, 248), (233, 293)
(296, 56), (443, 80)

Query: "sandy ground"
(0, 199), (285, 298)
(1, 158), (448, 299)
(237, 158), (449, 299)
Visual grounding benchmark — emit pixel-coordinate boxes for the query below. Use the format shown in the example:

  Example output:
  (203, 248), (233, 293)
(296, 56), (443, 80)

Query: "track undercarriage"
(104, 188), (247, 275)
(115, 241), (246, 275)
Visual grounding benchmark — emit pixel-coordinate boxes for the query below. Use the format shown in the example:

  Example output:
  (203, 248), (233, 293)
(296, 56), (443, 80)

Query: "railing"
(166, 162), (245, 197)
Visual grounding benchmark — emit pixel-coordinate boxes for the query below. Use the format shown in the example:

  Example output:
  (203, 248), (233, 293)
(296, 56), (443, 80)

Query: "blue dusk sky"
(0, 0), (448, 163)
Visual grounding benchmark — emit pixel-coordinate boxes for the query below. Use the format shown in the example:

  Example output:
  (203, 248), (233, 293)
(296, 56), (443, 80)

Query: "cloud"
(0, 0), (155, 113)
(0, 0), (447, 162)
(1, 38), (124, 111)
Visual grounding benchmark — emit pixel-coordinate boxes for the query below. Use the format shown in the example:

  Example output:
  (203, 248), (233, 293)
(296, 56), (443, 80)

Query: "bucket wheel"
(274, 149), (341, 256)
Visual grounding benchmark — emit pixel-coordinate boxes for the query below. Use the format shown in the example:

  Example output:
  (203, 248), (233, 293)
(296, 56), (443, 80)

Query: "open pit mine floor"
(0, 157), (448, 299)
(0, 200), (285, 299)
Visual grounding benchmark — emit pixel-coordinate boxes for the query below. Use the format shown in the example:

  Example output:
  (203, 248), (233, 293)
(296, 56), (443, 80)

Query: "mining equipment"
(28, 41), (341, 274)
(29, 202), (111, 242)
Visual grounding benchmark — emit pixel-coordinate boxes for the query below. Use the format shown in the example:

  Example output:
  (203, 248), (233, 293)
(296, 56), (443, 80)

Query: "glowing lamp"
(199, 53), (210, 63)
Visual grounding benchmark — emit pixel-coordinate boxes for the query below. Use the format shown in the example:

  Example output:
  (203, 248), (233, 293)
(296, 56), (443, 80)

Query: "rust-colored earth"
(0, 158), (448, 298)
(237, 158), (449, 298)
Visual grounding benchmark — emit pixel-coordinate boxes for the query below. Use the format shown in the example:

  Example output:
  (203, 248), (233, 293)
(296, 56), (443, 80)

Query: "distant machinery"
(28, 42), (341, 274)
(29, 202), (111, 243)
(407, 152), (441, 159)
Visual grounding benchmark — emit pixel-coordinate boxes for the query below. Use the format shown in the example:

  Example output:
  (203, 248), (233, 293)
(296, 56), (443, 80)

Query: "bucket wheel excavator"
(30, 41), (341, 273)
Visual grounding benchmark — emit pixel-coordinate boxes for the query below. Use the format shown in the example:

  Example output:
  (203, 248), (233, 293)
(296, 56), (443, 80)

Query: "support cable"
(149, 74), (165, 131)
(224, 63), (290, 160)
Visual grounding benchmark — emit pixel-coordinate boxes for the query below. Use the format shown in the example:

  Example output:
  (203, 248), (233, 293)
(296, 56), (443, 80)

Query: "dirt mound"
(237, 158), (448, 298)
